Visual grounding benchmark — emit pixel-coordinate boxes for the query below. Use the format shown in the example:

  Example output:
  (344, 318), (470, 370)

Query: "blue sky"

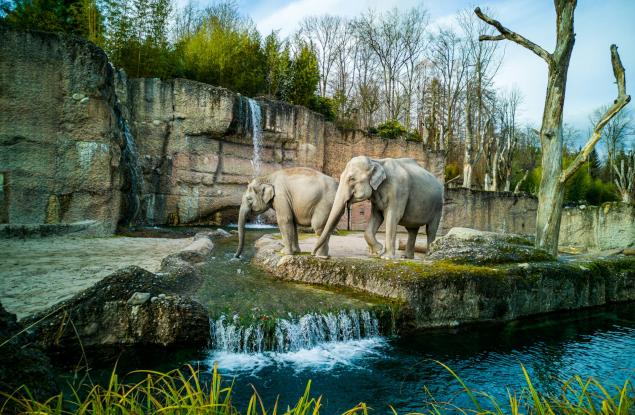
(203, 0), (635, 148)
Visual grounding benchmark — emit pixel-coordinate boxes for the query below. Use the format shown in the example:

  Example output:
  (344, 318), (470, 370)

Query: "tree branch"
(474, 7), (552, 63)
(561, 45), (631, 184)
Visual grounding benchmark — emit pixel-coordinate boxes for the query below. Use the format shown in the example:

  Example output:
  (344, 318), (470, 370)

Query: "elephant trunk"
(234, 203), (251, 258)
(313, 184), (349, 255)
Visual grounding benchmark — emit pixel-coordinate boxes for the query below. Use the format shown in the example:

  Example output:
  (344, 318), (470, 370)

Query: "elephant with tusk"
(312, 156), (443, 260)
(234, 167), (338, 258)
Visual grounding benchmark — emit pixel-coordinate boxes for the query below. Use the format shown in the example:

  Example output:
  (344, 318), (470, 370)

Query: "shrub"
(405, 131), (422, 142)
(377, 119), (407, 139)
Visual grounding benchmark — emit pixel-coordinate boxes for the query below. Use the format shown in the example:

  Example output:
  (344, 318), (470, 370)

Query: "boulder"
(427, 227), (553, 265)
(24, 266), (209, 357)
(0, 303), (58, 401)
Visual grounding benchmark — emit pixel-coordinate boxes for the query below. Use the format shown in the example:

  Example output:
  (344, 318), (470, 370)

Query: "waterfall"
(209, 310), (380, 354)
(115, 103), (144, 226)
(247, 98), (263, 177)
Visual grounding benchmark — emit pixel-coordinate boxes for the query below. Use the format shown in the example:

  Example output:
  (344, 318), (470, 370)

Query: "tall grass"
(2, 362), (633, 414)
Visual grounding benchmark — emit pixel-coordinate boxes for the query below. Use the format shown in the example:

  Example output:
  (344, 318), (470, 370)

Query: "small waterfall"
(209, 310), (380, 354)
(115, 103), (144, 226)
(247, 98), (263, 177)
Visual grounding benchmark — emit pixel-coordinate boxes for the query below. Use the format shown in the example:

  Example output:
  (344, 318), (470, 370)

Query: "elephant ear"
(262, 184), (275, 204)
(370, 161), (386, 190)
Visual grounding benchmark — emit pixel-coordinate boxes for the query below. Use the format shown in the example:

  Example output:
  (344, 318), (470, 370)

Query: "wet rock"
(0, 303), (57, 402)
(24, 266), (209, 357)
(427, 227), (552, 265)
(127, 292), (151, 305)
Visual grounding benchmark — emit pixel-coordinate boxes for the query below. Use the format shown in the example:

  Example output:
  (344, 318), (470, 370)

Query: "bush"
(377, 119), (407, 139)
(405, 131), (422, 142)
(367, 126), (378, 135)
(445, 163), (461, 181)
(309, 96), (336, 121)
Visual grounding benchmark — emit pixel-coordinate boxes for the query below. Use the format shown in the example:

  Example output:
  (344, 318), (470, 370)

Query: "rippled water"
(205, 303), (635, 414)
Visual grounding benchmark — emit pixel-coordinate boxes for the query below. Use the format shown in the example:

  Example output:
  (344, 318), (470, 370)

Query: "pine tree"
(288, 42), (319, 107)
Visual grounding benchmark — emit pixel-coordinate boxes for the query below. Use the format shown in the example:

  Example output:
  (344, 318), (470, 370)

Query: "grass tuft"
(1, 362), (633, 414)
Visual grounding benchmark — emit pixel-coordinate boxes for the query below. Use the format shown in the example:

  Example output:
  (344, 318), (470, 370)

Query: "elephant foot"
(400, 253), (414, 259)
(368, 244), (384, 258)
(381, 253), (397, 260)
(314, 253), (330, 259)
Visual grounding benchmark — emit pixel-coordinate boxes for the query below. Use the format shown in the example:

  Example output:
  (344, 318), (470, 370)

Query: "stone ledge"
(253, 234), (635, 330)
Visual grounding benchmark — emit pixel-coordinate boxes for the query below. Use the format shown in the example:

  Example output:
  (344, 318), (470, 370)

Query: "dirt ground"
(0, 236), (193, 319)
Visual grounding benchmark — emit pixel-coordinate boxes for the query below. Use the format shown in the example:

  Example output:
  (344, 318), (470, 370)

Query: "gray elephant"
(312, 156), (443, 259)
(235, 167), (338, 258)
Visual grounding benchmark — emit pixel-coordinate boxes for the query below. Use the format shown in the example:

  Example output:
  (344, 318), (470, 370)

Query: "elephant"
(312, 156), (443, 260)
(234, 167), (338, 258)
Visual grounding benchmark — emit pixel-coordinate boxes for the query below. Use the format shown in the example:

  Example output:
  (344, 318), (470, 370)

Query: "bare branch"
(611, 44), (626, 98)
(474, 7), (552, 63)
(561, 45), (631, 183)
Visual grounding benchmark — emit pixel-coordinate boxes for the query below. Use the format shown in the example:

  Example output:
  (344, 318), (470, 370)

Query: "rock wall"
(560, 202), (635, 251)
(122, 77), (441, 225)
(439, 188), (538, 235)
(0, 26), (124, 234)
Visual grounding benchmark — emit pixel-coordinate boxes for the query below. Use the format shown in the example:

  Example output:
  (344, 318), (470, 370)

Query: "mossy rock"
(428, 228), (552, 265)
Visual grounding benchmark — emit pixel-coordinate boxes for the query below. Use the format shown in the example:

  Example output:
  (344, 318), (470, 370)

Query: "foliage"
(3, 363), (634, 415)
(564, 157), (619, 205)
(377, 119), (407, 140)
(445, 162), (461, 181)
(309, 95), (337, 121)
(405, 131), (422, 142)
(1, 0), (103, 43)
(263, 30), (291, 100)
(287, 42), (320, 107)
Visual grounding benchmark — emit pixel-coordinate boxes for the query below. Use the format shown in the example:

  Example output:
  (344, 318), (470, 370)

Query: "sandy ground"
(298, 232), (429, 259)
(0, 236), (193, 319)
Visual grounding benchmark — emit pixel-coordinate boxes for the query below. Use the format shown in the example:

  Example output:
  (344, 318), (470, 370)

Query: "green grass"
(2, 363), (634, 414)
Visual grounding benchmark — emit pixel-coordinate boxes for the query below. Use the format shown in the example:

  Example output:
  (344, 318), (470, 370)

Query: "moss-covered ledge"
(253, 234), (635, 329)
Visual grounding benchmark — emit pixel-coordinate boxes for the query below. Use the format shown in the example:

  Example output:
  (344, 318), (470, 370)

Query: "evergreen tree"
(263, 31), (291, 100)
(1, 0), (104, 43)
(288, 42), (319, 107)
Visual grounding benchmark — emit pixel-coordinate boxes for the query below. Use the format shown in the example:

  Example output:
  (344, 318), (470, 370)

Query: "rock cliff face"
(0, 26), (125, 234)
(119, 78), (330, 225)
(0, 26), (443, 232)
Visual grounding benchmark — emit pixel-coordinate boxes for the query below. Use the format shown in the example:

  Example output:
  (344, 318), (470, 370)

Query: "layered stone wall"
(560, 203), (635, 251)
(0, 26), (124, 234)
(439, 188), (538, 235)
(122, 78), (328, 225)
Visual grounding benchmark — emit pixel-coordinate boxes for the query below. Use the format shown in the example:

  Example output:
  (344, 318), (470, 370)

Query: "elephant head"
(234, 179), (275, 258)
(312, 156), (386, 255)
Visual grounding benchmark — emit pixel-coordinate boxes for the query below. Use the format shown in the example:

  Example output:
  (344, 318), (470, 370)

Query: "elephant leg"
(364, 206), (384, 257)
(291, 222), (301, 254)
(426, 212), (442, 251)
(381, 210), (399, 260)
(402, 227), (419, 259)
(311, 217), (330, 258)
(276, 205), (299, 255)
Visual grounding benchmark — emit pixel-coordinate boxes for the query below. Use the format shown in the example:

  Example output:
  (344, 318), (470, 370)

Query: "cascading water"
(115, 103), (144, 226)
(209, 309), (380, 354)
(247, 98), (263, 177)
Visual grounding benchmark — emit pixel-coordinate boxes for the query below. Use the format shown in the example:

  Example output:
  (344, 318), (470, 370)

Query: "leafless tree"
(497, 88), (522, 191)
(458, 8), (501, 189)
(354, 6), (428, 121)
(299, 15), (346, 97)
(476, 2), (630, 256)
(589, 107), (632, 181)
(614, 151), (635, 203)
(429, 28), (468, 153)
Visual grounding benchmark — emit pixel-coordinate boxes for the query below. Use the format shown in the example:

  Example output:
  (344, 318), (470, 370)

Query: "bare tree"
(429, 28), (468, 153)
(589, 107), (632, 181)
(614, 151), (635, 203)
(354, 6), (428, 121)
(475, 2), (630, 256)
(497, 88), (522, 191)
(458, 8), (500, 189)
(299, 15), (346, 97)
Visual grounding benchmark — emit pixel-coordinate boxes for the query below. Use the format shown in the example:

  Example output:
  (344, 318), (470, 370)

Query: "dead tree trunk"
(614, 152), (635, 204)
(475, 2), (630, 256)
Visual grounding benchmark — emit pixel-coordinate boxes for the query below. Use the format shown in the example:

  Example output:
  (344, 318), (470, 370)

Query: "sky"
(198, 0), (635, 149)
